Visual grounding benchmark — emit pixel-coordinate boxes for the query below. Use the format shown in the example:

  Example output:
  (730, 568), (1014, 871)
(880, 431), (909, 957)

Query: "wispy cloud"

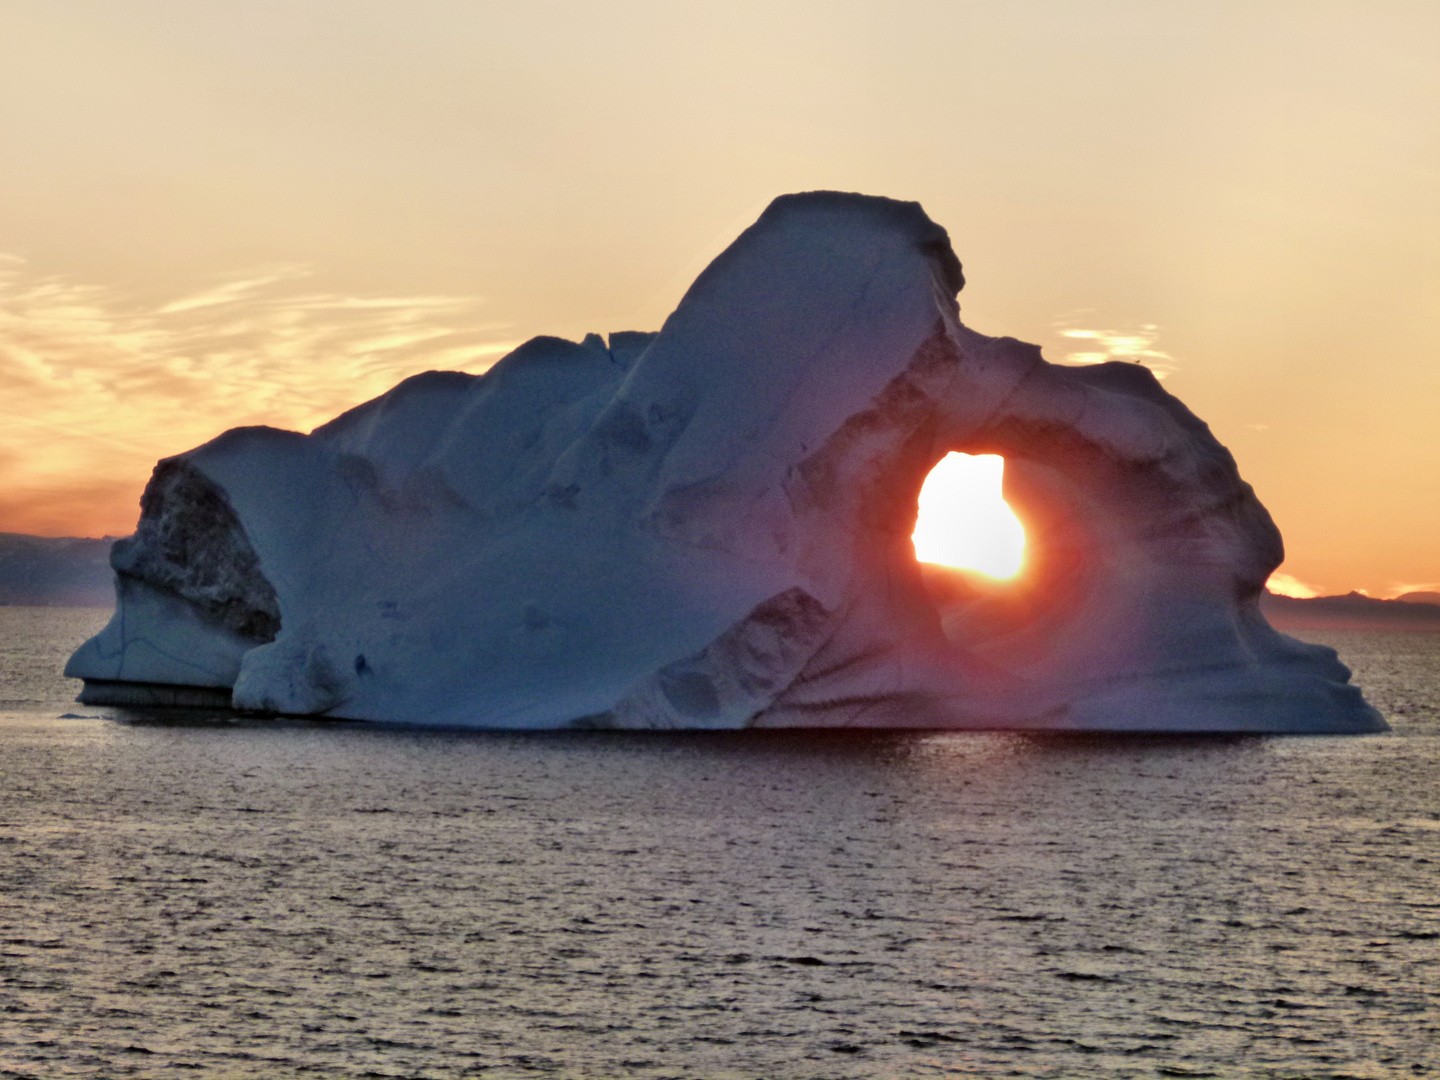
(154, 269), (312, 315)
(0, 257), (521, 535)
(1054, 312), (1179, 379)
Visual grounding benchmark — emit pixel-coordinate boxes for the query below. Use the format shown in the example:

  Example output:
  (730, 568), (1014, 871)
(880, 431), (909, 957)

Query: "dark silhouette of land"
(0, 533), (115, 607)
(1261, 590), (1440, 631)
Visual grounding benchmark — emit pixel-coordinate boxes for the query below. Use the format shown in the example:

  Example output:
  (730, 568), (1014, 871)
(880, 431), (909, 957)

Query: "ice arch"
(67, 192), (1384, 732)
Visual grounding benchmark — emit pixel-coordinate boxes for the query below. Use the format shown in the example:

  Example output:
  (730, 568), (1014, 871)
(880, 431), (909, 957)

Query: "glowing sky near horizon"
(0, 0), (1436, 597)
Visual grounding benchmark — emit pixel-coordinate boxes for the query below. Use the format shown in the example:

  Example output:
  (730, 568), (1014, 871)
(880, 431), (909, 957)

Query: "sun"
(911, 452), (1026, 579)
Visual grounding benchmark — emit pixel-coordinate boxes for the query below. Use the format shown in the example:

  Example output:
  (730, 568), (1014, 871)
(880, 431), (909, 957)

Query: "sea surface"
(1, 607), (1437, 1079)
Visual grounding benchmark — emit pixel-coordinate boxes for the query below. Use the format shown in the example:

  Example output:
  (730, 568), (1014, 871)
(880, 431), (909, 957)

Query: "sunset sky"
(1, 1), (1436, 597)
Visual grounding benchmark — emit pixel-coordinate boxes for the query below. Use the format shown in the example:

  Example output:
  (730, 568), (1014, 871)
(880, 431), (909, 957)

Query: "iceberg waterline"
(67, 192), (1385, 732)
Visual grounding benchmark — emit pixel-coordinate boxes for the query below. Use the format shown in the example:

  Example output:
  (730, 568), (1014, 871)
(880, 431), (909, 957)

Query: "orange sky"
(1, 1), (1436, 597)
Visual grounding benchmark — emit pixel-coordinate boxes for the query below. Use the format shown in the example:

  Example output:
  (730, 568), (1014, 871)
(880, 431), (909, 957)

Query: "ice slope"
(67, 192), (1385, 732)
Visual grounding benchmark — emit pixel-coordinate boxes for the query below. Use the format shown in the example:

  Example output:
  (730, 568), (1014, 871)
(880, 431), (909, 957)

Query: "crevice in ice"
(110, 458), (280, 643)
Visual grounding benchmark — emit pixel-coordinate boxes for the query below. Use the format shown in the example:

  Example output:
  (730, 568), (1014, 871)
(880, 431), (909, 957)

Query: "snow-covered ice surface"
(68, 192), (1383, 731)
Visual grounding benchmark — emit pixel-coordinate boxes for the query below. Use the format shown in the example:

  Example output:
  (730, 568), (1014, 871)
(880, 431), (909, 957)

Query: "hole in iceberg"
(911, 451), (1047, 651)
(912, 452), (1025, 580)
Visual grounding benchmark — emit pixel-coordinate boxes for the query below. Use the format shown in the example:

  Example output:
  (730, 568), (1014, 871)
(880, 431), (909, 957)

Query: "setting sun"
(912, 452), (1026, 579)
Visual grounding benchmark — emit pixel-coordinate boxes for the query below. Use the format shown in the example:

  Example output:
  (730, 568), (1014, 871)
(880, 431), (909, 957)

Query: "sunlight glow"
(1265, 571), (1321, 599)
(912, 452), (1025, 578)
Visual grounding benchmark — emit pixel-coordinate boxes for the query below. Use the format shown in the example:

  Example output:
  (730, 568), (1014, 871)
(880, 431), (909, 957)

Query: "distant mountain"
(1395, 591), (1440, 606)
(0, 533), (116, 607)
(1261, 590), (1440, 631)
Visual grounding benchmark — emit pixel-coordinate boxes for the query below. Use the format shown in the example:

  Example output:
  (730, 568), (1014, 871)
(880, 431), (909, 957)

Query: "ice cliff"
(67, 192), (1385, 732)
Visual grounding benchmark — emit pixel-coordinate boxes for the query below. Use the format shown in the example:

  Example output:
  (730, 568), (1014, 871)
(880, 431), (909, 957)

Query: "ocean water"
(1, 608), (1437, 1079)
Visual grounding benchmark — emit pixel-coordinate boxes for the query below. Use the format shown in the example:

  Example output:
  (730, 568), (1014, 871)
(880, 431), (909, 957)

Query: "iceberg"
(67, 192), (1385, 732)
